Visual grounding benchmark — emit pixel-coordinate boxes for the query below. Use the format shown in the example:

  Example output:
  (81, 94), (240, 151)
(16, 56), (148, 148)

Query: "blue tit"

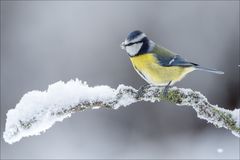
(120, 30), (224, 94)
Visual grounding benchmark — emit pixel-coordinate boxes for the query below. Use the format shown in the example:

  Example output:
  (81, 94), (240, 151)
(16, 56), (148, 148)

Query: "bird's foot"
(136, 84), (151, 99)
(163, 81), (172, 97)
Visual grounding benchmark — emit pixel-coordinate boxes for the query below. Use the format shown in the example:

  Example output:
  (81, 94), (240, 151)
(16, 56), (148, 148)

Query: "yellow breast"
(130, 53), (194, 86)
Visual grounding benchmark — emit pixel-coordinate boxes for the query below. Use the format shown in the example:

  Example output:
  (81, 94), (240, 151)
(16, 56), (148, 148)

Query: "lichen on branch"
(3, 79), (240, 144)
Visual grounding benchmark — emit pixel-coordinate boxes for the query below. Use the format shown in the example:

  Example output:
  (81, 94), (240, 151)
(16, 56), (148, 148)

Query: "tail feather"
(194, 65), (224, 74)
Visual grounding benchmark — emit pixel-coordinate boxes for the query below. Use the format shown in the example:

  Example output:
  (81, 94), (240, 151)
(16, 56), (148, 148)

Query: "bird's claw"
(163, 81), (172, 97)
(136, 84), (151, 99)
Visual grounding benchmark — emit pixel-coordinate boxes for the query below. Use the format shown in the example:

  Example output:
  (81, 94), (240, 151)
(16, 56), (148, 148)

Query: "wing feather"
(152, 45), (197, 67)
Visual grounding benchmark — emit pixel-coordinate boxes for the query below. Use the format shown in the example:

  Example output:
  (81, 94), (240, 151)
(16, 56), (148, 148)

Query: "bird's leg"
(136, 84), (151, 99)
(163, 81), (172, 97)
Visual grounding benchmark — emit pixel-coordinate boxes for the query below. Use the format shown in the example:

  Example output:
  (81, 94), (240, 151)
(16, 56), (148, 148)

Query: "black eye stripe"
(125, 40), (142, 47)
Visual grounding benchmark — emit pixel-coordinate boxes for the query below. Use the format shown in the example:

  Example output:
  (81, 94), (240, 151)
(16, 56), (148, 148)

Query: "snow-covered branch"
(3, 79), (240, 144)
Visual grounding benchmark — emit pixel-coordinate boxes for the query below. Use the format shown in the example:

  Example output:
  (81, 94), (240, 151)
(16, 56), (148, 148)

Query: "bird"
(120, 30), (224, 95)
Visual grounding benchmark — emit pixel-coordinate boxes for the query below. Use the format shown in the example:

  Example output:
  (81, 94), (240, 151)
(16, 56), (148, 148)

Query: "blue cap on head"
(126, 30), (144, 42)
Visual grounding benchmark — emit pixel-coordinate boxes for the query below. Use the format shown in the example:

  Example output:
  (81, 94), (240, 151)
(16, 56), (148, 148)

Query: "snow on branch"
(3, 79), (240, 144)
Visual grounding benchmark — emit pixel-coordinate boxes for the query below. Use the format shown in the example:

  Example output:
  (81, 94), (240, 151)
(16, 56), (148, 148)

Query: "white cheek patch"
(126, 42), (143, 56)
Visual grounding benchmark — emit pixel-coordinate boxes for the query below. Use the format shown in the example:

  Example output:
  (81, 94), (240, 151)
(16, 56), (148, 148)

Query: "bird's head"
(121, 30), (154, 57)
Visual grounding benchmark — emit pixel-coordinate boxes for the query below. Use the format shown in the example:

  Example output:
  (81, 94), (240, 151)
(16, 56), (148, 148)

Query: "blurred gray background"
(1, 1), (239, 159)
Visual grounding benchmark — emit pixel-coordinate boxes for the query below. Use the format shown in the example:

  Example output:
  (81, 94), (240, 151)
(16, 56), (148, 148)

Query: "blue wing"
(151, 45), (197, 67)
(154, 54), (197, 67)
(151, 45), (223, 74)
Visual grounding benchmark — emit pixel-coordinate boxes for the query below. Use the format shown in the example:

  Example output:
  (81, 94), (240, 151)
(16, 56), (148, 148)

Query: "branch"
(3, 79), (240, 144)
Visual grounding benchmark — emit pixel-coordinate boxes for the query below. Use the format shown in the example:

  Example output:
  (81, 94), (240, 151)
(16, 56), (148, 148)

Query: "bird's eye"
(125, 40), (142, 47)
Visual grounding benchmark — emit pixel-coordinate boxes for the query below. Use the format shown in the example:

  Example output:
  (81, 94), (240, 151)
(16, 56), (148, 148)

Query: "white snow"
(231, 109), (240, 128)
(3, 80), (239, 144)
(231, 108), (240, 137)
(3, 79), (117, 144)
(176, 88), (240, 138)
(217, 148), (223, 153)
(113, 84), (137, 109)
